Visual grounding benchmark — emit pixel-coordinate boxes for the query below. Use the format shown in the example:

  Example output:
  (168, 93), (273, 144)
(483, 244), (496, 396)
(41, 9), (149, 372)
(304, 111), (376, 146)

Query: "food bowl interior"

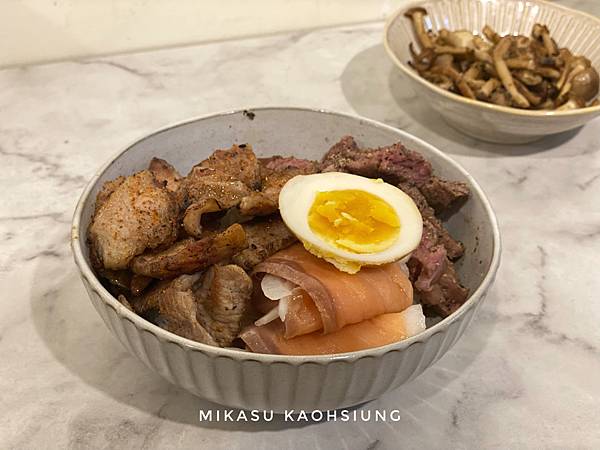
(386, 0), (600, 108)
(76, 108), (497, 337)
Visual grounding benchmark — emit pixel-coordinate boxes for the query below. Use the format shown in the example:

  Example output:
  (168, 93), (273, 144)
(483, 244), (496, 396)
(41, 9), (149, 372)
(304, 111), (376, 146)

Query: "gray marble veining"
(1, 1), (600, 448)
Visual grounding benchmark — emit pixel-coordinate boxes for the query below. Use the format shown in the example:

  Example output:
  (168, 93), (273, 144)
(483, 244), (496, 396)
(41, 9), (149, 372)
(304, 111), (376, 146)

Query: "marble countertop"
(2, 1), (600, 448)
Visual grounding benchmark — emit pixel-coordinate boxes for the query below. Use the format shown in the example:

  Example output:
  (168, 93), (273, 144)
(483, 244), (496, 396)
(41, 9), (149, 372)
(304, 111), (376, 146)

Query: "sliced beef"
(319, 135), (360, 173)
(260, 156), (318, 173)
(131, 224), (248, 279)
(321, 136), (432, 186)
(195, 265), (253, 346)
(239, 156), (318, 217)
(322, 136), (468, 214)
(405, 210), (469, 317)
(398, 183), (465, 260)
(232, 216), (297, 270)
(418, 263), (469, 317)
(419, 176), (469, 213)
(198, 144), (261, 189)
(88, 170), (179, 270)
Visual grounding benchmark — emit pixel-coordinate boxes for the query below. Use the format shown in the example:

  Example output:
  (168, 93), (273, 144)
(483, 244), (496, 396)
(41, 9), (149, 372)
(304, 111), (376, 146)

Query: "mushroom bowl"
(384, 0), (600, 144)
(71, 108), (501, 412)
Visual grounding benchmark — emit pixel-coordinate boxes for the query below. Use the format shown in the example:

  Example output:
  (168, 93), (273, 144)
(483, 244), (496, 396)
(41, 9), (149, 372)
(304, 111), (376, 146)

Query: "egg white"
(279, 172), (423, 272)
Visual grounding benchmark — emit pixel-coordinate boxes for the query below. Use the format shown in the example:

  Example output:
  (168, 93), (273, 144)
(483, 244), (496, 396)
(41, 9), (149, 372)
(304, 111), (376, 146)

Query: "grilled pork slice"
(131, 224), (247, 279)
(198, 144), (261, 189)
(241, 305), (426, 355)
(132, 265), (252, 347)
(232, 216), (297, 270)
(239, 156), (319, 216)
(148, 273), (218, 345)
(88, 170), (179, 270)
(195, 265), (253, 346)
(179, 166), (252, 237)
(148, 157), (182, 193)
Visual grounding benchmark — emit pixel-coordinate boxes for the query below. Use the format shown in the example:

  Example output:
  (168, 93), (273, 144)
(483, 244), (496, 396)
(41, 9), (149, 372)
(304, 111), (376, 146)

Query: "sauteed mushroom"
(493, 37), (530, 108)
(405, 8), (599, 110)
(404, 7), (433, 49)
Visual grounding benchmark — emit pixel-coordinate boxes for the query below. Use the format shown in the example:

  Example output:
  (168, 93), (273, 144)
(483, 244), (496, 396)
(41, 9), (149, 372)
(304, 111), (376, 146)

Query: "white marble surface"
(1, 1), (600, 448)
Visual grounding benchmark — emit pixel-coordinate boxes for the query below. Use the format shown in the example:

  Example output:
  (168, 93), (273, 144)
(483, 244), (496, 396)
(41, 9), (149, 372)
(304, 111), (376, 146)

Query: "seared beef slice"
(88, 170), (179, 270)
(322, 136), (468, 214)
(322, 137), (470, 317)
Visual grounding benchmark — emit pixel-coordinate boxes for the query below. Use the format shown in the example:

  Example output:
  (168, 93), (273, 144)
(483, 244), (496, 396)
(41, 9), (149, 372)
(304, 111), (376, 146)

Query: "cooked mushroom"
(513, 69), (543, 86)
(556, 96), (586, 111)
(570, 67), (600, 102)
(443, 30), (475, 48)
(514, 79), (542, 106)
(532, 24), (558, 56)
(477, 78), (501, 100)
(482, 25), (501, 44)
(493, 37), (530, 108)
(405, 7), (433, 49)
(534, 67), (561, 79)
(409, 42), (435, 71)
(405, 9), (599, 110)
(490, 88), (510, 106)
(557, 57), (596, 103)
(505, 58), (536, 70)
(182, 198), (223, 238)
(433, 45), (470, 56)
(430, 55), (475, 99)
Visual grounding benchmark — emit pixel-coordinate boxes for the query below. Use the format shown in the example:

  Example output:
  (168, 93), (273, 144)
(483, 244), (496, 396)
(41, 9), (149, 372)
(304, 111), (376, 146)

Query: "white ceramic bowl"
(384, 0), (600, 144)
(71, 108), (501, 412)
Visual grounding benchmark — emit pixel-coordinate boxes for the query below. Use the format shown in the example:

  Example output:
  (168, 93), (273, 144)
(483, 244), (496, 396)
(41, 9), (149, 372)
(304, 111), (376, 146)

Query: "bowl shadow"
(340, 44), (591, 158)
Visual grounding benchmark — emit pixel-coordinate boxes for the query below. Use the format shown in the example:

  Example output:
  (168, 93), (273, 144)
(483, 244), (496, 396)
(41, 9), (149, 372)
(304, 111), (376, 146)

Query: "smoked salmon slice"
(241, 305), (426, 355)
(252, 244), (413, 337)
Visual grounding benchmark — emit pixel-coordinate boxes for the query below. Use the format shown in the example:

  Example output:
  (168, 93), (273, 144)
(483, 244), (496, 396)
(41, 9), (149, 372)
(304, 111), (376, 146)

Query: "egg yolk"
(308, 189), (400, 253)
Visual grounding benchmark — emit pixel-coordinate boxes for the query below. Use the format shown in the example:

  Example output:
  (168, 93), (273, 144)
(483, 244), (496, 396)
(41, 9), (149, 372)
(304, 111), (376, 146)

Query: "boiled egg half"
(279, 172), (423, 273)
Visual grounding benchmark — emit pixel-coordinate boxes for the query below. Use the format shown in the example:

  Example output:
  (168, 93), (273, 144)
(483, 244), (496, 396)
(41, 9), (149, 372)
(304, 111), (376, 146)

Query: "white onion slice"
(261, 274), (296, 300)
(402, 304), (426, 337)
(396, 260), (410, 276)
(278, 295), (290, 321)
(254, 307), (280, 327)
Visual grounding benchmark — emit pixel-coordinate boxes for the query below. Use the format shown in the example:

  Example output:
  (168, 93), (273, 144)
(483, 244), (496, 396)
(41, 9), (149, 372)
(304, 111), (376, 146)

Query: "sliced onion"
(278, 295), (290, 321)
(254, 307), (280, 327)
(396, 260), (410, 276)
(261, 274), (296, 300)
(402, 304), (426, 337)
